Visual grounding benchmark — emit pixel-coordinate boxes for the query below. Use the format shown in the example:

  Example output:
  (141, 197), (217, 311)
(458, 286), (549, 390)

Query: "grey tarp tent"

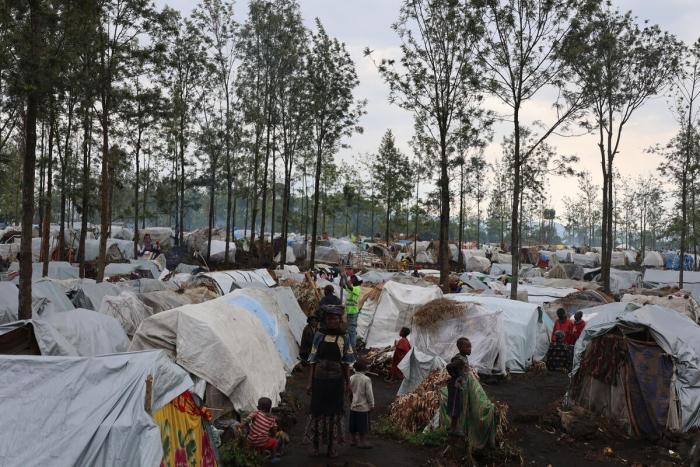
(0, 350), (191, 467)
(130, 297), (287, 412)
(571, 304), (700, 434)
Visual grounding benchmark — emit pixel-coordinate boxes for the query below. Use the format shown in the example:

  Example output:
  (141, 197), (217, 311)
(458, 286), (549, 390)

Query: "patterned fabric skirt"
(303, 413), (345, 449)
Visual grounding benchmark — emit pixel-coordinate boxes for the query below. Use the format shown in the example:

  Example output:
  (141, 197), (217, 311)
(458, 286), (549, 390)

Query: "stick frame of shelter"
(145, 374), (153, 414)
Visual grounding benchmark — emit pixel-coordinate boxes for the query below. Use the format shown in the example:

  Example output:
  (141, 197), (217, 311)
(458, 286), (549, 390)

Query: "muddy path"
(278, 367), (681, 466)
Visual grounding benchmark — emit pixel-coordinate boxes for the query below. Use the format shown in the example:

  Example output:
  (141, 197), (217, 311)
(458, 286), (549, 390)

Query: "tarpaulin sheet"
(412, 302), (507, 375)
(98, 291), (154, 338)
(33, 308), (130, 356)
(72, 281), (122, 310)
(572, 304), (700, 432)
(222, 293), (299, 373)
(130, 298), (287, 412)
(397, 348), (445, 395)
(0, 282), (18, 325)
(451, 295), (544, 373)
(363, 281), (442, 348)
(32, 280), (75, 314)
(0, 350), (192, 467)
(643, 269), (700, 286)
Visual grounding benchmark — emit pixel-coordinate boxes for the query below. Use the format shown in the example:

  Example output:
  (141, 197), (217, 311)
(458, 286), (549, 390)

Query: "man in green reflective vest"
(343, 274), (362, 349)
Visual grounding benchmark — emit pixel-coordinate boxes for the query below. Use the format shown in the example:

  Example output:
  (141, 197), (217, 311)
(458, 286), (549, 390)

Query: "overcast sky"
(159, 0), (700, 214)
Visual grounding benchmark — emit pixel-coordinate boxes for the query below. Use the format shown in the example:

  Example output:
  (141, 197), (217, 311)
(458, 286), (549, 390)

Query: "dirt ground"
(278, 367), (684, 467)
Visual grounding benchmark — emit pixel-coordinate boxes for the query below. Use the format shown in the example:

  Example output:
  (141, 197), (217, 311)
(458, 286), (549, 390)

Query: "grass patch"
(218, 440), (264, 467)
(374, 416), (449, 447)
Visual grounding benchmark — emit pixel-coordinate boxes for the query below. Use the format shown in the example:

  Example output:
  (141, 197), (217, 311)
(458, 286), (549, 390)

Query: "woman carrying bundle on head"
(306, 305), (355, 458)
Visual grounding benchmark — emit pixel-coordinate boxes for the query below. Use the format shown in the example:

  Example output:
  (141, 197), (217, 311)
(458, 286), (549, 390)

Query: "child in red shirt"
(569, 311), (586, 344)
(390, 327), (411, 380)
(552, 308), (573, 343)
(244, 397), (281, 463)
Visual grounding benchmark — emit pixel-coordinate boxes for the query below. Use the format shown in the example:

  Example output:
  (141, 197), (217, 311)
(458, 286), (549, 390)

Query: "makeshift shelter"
(360, 281), (442, 348)
(555, 249), (574, 263)
(32, 279), (76, 315)
(98, 291), (155, 338)
(543, 289), (612, 321)
(207, 239), (236, 263)
(188, 269), (276, 295)
(451, 295), (549, 371)
(643, 251), (664, 268)
(109, 225), (133, 240)
(8, 261), (79, 283)
(0, 350), (192, 466)
(573, 253), (599, 268)
(0, 282), (18, 324)
(142, 227), (175, 249)
(137, 287), (216, 314)
(504, 283), (578, 306)
(465, 255), (491, 273)
(411, 299), (507, 375)
(570, 305), (700, 436)
(621, 293), (700, 323)
(71, 281), (122, 310)
(222, 290), (300, 372)
(643, 269), (700, 287)
(130, 297), (287, 412)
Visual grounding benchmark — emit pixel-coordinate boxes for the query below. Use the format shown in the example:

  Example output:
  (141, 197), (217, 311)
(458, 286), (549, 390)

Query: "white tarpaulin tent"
(130, 297), (287, 411)
(0, 282), (18, 324)
(208, 239), (236, 263)
(505, 283), (578, 306)
(465, 255), (491, 273)
(643, 251), (664, 268)
(451, 295), (548, 372)
(8, 261), (79, 283)
(361, 281), (442, 349)
(0, 350), (191, 467)
(72, 281), (122, 310)
(221, 290), (300, 373)
(31, 308), (130, 356)
(397, 348), (446, 395)
(644, 269), (700, 286)
(98, 291), (155, 338)
(411, 301), (508, 376)
(191, 270), (276, 295)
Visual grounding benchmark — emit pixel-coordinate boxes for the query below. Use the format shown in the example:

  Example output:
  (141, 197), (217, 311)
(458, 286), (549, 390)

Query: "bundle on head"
(547, 263), (568, 279)
(388, 369), (450, 433)
(413, 298), (468, 328)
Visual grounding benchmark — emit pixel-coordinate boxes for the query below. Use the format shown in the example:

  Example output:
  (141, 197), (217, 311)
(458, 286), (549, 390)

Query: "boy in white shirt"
(348, 359), (374, 448)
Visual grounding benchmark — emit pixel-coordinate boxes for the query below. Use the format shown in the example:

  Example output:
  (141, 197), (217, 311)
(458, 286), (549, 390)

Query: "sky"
(158, 0), (700, 215)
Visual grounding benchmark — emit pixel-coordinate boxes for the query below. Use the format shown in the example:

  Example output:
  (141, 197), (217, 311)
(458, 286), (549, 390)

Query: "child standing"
(390, 327), (411, 381)
(243, 397), (281, 464)
(349, 359), (374, 449)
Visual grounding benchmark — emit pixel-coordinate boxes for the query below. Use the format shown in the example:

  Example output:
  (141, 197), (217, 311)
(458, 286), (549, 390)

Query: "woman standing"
(306, 306), (355, 458)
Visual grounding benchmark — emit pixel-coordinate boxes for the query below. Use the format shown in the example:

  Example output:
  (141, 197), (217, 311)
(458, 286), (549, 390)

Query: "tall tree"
(477, 0), (591, 299)
(369, 0), (486, 287)
(372, 130), (413, 245)
(562, 4), (682, 291)
(307, 19), (363, 267)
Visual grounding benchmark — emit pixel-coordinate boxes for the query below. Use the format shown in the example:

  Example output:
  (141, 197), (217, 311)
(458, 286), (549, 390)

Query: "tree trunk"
(59, 97), (74, 261)
(178, 117), (186, 245)
(385, 195), (391, 246)
(19, 87), (39, 320)
(310, 139), (323, 267)
(510, 113), (521, 299)
(207, 156), (216, 263)
(96, 93), (110, 283)
(133, 126), (142, 259)
(41, 107), (55, 276)
(78, 106), (91, 278)
(439, 133), (450, 288)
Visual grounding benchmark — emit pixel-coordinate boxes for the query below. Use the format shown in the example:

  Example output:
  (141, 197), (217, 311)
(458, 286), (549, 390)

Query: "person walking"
(349, 359), (374, 449)
(306, 307), (355, 458)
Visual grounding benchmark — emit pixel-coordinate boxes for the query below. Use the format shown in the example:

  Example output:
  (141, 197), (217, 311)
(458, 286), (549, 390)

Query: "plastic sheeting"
(72, 282), (122, 310)
(644, 269), (700, 286)
(143, 227), (175, 249)
(397, 348), (446, 395)
(33, 308), (130, 356)
(130, 298), (287, 412)
(573, 253), (598, 268)
(451, 295), (546, 373)
(98, 291), (154, 338)
(32, 280), (75, 314)
(0, 282), (18, 325)
(208, 239), (236, 263)
(572, 304), (700, 433)
(363, 281), (443, 348)
(0, 350), (192, 467)
(643, 251), (664, 268)
(412, 302), (507, 375)
(192, 270), (276, 295)
(505, 283), (578, 306)
(222, 292), (299, 373)
(465, 256), (491, 273)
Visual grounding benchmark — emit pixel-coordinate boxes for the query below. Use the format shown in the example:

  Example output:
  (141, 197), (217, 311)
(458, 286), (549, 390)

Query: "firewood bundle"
(388, 369), (450, 433)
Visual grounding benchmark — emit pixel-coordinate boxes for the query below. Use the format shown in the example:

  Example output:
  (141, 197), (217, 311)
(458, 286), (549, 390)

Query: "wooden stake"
(145, 374), (153, 414)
